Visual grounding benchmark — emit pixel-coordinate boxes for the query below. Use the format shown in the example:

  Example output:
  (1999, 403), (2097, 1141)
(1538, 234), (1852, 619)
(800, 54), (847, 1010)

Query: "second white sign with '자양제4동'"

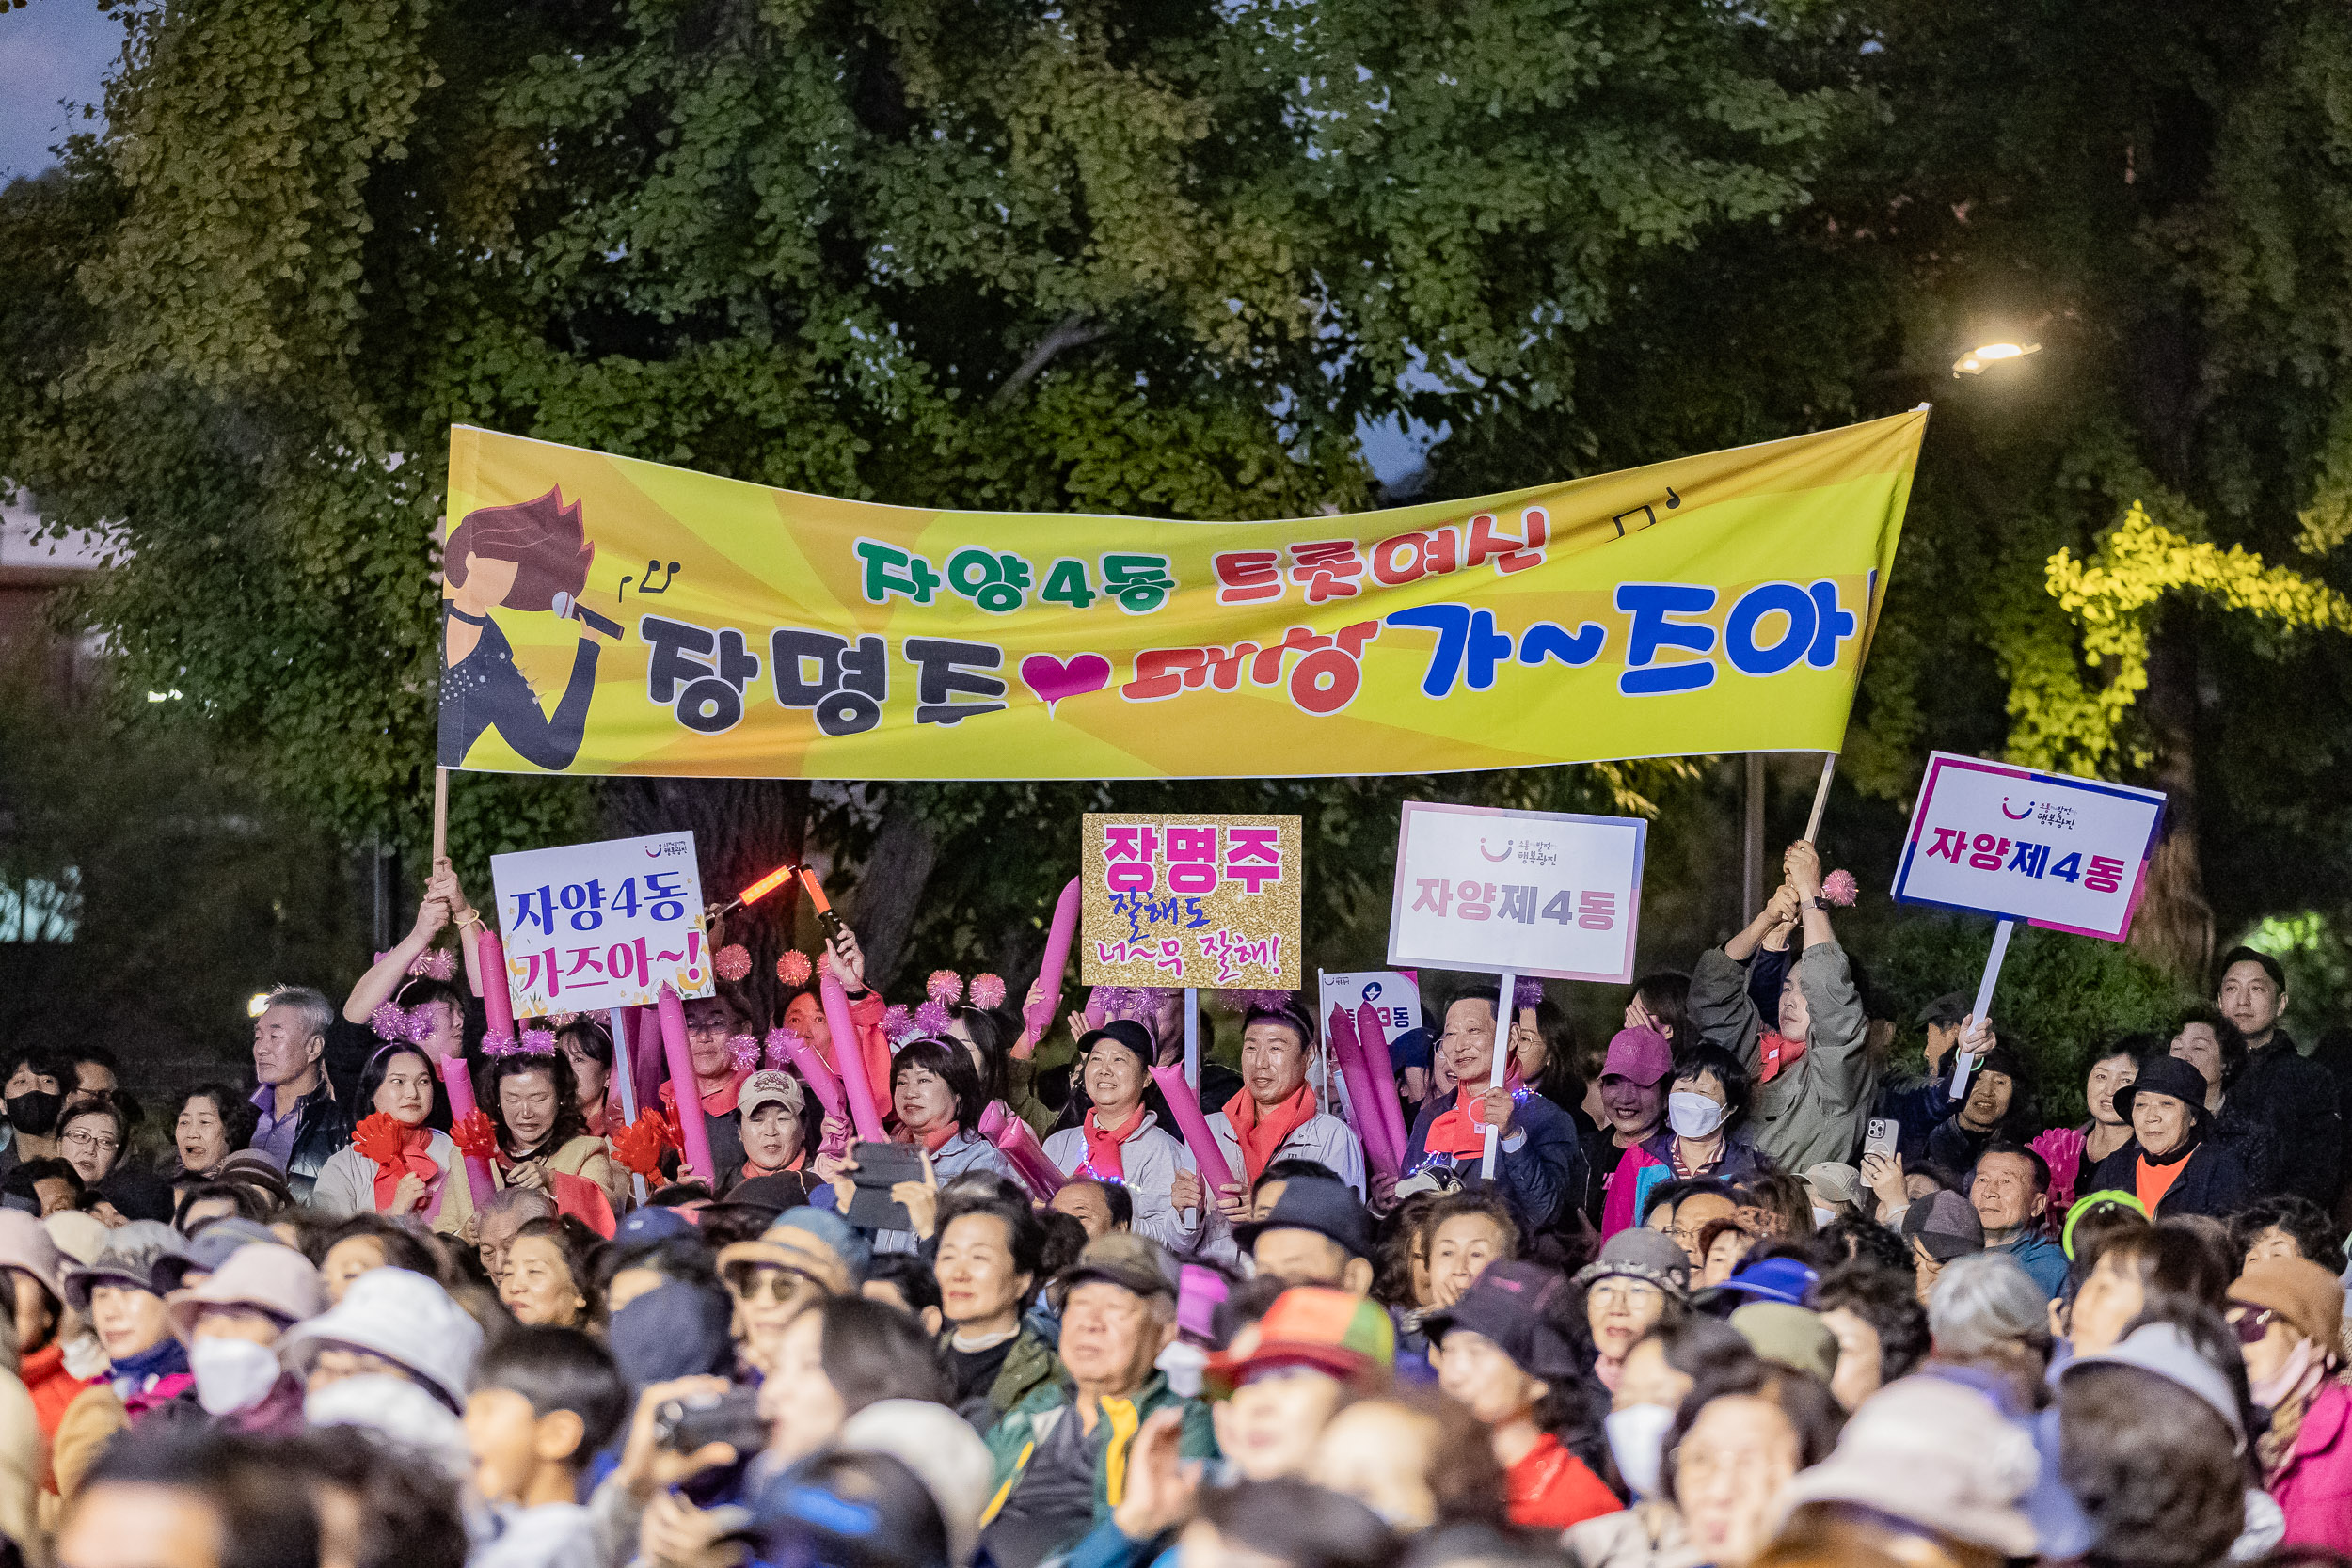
(1386, 801), (1646, 983)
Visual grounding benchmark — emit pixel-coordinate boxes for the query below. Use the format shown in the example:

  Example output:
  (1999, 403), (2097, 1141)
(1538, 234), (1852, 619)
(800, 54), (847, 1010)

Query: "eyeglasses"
(64, 1130), (119, 1154)
(2229, 1306), (2277, 1346)
(726, 1264), (819, 1305)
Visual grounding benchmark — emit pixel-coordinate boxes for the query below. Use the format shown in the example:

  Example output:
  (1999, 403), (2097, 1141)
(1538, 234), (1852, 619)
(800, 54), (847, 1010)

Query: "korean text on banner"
(1080, 814), (1302, 990)
(437, 410), (1923, 782)
(1387, 803), (1647, 983)
(1890, 753), (2166, 942)
(1317, 972), (1424, 1043)
(490, 832), (715, 1017)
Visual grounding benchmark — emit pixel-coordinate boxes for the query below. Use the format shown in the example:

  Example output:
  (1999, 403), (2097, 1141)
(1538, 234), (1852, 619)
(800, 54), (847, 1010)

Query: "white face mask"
(1666, 1091), (1726, 1139)
(1604, 1403), (1677, 1498)
(190, 1337), (281, 1415)
(1811, 1206), (1837, 1228)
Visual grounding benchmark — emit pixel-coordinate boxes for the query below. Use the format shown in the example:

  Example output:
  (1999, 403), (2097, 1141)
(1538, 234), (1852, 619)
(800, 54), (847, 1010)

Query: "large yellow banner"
(437, 410), (1924, 779)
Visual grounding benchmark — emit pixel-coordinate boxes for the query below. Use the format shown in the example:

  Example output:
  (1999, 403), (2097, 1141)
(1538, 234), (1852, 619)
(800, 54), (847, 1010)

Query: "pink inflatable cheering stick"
(1025, 878), (1083, 1045)
(820, 970), (887, 1142)
(1147, 1065), (1237, 1199)
(766, 1028), (846, 1122)
(978, 1101), (1066, 1200)
(1352, 1001), (1412, 1172)
(655, 984), (717, 1184)
(1327, 1005), (1399, 1183)
(475, 928), (517, 1050)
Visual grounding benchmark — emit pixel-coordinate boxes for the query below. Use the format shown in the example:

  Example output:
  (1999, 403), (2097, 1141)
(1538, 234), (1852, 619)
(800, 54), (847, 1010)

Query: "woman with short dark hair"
(873, 1040), (1016, 1253)
(173, 1085), (260, 1185)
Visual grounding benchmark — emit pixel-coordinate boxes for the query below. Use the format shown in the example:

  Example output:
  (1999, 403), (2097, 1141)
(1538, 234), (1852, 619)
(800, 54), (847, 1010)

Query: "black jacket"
(2227, 1033), (2342, 1207)
(275, 1084), (354, 1205)
(2086, 1135), (2249, 1219)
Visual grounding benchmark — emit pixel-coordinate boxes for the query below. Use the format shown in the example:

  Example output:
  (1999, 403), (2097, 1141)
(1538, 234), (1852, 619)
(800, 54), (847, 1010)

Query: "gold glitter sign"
(1079, 814), (1303, 989)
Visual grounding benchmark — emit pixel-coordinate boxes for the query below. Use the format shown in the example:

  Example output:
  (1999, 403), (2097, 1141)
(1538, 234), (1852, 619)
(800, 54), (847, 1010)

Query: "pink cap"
(1602, 1026), (1675, 1086)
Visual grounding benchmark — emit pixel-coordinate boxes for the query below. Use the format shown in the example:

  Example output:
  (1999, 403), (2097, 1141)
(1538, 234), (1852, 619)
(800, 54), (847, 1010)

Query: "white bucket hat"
(277, 1266), (482, 1410)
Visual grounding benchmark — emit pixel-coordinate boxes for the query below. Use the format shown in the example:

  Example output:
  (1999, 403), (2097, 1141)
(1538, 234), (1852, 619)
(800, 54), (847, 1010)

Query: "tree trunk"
(844, 802), (938, 994)
(2127, 610), (2214, 983)
(598, 778), (807, 1023)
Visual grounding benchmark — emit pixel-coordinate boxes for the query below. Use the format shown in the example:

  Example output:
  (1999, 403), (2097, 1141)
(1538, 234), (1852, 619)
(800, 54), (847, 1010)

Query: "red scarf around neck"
(370, 1126), (441, 1210)
(1223, 1082), (1317, 1183)
(1081, 1103), (1149, 1180)
(902, 1120), (961, 1155)
(1424, 1066), (1524, 1160)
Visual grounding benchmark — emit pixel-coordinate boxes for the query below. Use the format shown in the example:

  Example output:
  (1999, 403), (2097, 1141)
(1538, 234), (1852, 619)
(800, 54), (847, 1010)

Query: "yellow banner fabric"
(437, 410), (1924, 780)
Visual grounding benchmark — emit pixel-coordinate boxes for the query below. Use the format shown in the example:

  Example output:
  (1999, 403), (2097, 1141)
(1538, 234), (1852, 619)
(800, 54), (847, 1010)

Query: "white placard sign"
(1386, 801), (1647, 983)
(1891, 753), (2166, 941)
(491, 832), (714, 1016)
(1317, 970), (1425, 1043)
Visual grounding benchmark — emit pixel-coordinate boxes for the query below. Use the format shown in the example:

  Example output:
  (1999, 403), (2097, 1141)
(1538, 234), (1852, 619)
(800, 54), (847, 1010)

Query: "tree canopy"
(7, 0), (2352, 1054)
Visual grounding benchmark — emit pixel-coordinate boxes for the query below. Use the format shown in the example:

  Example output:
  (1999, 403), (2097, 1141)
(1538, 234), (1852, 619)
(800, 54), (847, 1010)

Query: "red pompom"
(352, 1113), (408, 1171)
(611, 1113), (670, 1179)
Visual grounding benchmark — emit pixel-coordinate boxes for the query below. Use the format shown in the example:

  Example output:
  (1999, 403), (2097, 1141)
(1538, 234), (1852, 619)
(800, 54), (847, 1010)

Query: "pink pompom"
(1514, 976), (1544, 1011)
(369, 1004), (407, 1042)
(1821, 869), (1858, 908)
(914, 999), (954, 1036)
(927, 969), (965, 1006)
(1221, 988), (1293, 1014)
(408, 949), (456, 981)
(403, 1008), (439, 1046)
(548, 1010), (580, 1027)
(882, 1005), (917, 1044)
(776, 950), (814, 987)
(520, 1028), (558, 1056)
(715, 944), (753, 982)
(728, 1033), (761, 1073)
(480, 1029), (518, 1057)
(1091, 986), (1169, 1022)
(764, 1027), (805, 1069)
(968, 974), (1007, 1010)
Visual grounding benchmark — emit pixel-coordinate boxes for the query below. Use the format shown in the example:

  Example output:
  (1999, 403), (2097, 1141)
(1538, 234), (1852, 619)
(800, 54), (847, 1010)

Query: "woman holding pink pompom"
(1687, 838), (1875, 1174)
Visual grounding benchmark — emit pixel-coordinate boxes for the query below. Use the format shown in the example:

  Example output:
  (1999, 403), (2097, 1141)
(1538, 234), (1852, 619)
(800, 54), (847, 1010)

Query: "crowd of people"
(0, 838), (2348, 1568)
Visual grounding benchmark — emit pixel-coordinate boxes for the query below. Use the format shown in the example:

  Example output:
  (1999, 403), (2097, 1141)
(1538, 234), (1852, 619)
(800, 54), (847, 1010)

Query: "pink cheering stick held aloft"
(978, 1102), (1066, 1200)
(820, 968), (887, 1143)
(1024, 878), (1083, 1047)
(655, 984), (717, 1184)
(766, 1028), (846, 1122)
(1352, 1002), (1412, 1170)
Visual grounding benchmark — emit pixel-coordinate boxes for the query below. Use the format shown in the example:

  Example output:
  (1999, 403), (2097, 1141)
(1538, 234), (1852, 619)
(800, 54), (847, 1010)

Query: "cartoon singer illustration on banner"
(438, 487), (618, 770)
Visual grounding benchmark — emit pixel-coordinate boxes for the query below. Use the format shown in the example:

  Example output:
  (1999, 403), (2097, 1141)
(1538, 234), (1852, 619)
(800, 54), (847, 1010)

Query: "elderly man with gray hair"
(473, 1185), (559, 1286)
(247, 985), (352, 1202)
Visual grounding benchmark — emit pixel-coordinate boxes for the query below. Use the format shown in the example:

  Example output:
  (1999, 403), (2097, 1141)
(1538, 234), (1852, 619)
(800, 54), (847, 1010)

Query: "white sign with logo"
(1316, 970), (1425, 1043)
(491, 832), (714, 1016)
(1891, 753), (2166, 942)
(1385, 801), (1646, 983)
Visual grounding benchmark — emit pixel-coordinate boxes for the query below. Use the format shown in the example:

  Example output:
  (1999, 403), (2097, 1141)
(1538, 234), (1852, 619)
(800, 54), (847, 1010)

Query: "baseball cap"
(1777, 1373), (2039, 1556)
(1601, 1027), (1675, 1087)
(1076, 1020), (1156, 1067)
(2061, 1321), (2245, 1452)
(1696, 1255), (1818, 1311)
(1232, 1177), (1374, 1261)
(613, 1205), (698, 1251)
(739, 1070), (804, 1120)
(1729, 1302), (1836, 1382)
(1057, 1231), (1178, 1301)
(1801, 1162), (1861, 1210)
(1901, 1190), (1985, 1261)
(1201, 1286), (1396, 1397)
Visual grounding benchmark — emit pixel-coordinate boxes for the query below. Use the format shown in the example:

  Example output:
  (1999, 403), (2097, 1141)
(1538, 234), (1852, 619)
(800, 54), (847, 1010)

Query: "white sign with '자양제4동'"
(1386, 801), (1646, 983)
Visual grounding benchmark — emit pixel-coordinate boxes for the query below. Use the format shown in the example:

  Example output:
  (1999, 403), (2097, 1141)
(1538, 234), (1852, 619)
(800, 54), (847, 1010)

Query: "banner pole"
(1184, 989), (1200, 1089)
(1481, 973), (1514, 1180)
(1950, 919), (2014, 1101)
(1742, 755), (1766, 922)
(1803, 754), (1837, 844)
(432, 768), (449, 864)
(606, 1008), (649, 1206)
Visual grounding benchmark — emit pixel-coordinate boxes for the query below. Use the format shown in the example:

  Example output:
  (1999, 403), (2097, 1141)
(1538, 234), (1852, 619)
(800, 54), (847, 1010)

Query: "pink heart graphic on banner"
(1019, 653), (1112, 716)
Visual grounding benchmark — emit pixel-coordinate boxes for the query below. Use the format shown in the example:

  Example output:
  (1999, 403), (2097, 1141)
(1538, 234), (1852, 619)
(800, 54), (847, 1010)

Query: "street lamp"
(1953, 341), (2040, 376)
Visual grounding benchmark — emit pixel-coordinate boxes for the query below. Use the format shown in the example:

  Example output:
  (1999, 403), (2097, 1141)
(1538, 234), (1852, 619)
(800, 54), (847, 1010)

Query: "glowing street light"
(1953, 341), (2041, 376)
(247, 992), (274, 1018)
